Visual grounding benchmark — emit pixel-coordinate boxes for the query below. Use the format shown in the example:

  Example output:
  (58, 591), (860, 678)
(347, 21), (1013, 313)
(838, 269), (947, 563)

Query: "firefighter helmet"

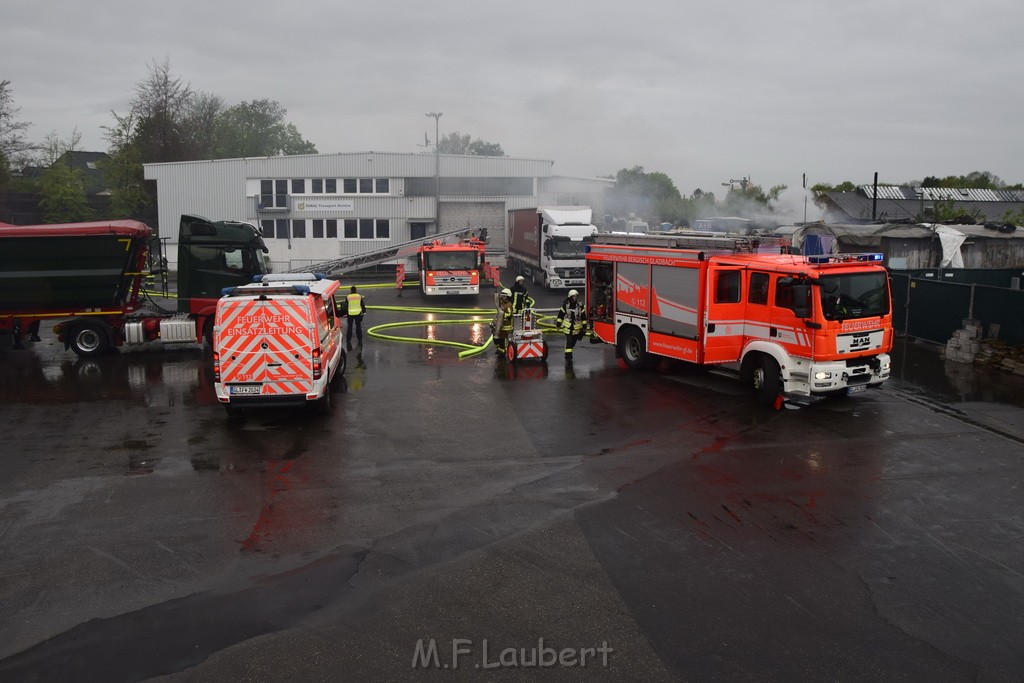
(568, 289), (579, 298)
(500, 288), (512, 297)
(515, 275), (525, 283)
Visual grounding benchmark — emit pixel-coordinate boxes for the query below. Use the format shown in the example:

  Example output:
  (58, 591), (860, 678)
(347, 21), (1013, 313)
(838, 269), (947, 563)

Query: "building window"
(359, 219), (374, 239)
(313, 219), (324, 238)
(312, 179), (323, 193)
(339, 218), (388, 239)
(291, 179), (305, 193)
(292, 219), (306, 239)
(339, 178), (389, 194)
(326, 219), (338, 238)
(261, 218), (290, 239)
(259, 179), (288, 208)
(325, 179), (337, 193)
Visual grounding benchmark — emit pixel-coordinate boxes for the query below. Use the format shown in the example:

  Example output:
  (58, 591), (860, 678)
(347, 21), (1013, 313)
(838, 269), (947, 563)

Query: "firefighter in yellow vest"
(345, 285), (365, 350)
(555, 289), (587, 363)
(493, 288), (514, 356)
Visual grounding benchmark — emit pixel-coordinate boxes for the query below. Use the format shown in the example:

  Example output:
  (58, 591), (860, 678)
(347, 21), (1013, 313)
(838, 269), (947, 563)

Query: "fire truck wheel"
(70, 322), (110, 357)
(618, 329), (648, 370)
(506, 342), (518, 363)
(752, 355), (781, 405)
(541, 340), (549, 361)
(225, 404), (243, 418)
(336, 351), (348, 376)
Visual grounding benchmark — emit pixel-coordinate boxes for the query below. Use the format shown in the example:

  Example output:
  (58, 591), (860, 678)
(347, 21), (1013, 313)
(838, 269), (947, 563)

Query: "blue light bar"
(221, 286), (237, 296)
(807, 253), (884, 264)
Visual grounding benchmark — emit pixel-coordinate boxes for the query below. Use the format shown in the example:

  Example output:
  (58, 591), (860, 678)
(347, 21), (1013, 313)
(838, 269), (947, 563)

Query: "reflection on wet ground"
(890, 337), (1024, 408)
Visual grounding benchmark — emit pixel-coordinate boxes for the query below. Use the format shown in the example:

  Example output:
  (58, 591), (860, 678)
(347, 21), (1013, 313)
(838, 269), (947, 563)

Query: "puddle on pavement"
(891, 338), (1024, 408)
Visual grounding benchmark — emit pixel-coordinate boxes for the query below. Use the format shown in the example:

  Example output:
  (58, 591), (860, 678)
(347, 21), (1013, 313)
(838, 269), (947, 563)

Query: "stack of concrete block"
(944, 319), (983, 364)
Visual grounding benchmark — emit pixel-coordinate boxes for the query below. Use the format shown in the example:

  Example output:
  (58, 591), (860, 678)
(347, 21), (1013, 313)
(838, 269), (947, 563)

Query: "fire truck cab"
(586, 241), (893, 406)
(213, 274), (346, 416)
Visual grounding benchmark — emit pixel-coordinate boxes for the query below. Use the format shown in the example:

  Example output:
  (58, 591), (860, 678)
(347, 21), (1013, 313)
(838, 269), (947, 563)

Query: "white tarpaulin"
(929, 224), (966, 268)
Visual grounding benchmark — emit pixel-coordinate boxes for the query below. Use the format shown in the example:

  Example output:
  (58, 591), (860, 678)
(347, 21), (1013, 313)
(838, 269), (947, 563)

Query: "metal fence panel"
(906, 278), (972, 344)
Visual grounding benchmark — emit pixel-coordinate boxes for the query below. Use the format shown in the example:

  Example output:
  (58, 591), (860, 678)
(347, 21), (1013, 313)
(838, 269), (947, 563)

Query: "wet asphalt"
(1, 285), (1023, 681)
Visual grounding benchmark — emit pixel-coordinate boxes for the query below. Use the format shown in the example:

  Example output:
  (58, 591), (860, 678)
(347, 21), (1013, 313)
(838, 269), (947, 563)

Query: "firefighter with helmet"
(493, 288), (515, 355)
(556, 289), (587, 363)
(510, 275), (535, 314)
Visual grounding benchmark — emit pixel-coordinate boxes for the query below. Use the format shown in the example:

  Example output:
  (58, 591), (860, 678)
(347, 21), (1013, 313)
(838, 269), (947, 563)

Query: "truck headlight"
(814, 371), (832, 380)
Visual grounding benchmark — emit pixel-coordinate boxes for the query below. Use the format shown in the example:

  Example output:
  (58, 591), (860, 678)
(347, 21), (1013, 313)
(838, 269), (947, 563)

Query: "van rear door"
(217, 297), (314, 397)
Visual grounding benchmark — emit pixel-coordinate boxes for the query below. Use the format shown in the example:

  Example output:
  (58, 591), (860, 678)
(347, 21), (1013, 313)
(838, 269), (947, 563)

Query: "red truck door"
(702, 262), (746, 364)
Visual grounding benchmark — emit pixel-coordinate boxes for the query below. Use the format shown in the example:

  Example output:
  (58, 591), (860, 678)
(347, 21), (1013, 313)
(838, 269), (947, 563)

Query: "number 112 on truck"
(584, 236), (893, 406)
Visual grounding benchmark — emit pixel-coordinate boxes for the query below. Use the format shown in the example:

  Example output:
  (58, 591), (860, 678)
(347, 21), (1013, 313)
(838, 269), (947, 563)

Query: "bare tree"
(0, 79), (35, 169)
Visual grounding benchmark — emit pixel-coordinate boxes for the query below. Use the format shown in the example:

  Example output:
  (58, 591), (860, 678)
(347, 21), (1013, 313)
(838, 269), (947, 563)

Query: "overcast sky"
(5, 0), (1024, 219)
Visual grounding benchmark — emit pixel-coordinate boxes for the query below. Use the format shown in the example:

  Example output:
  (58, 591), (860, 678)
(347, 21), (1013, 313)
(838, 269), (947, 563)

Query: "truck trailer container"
(0, 215), (271, 356)
(507, 207), (597, 290)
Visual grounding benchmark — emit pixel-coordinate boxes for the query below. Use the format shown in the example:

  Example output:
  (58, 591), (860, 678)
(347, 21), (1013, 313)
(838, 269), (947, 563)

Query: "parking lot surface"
(1, 286), (1023, 681)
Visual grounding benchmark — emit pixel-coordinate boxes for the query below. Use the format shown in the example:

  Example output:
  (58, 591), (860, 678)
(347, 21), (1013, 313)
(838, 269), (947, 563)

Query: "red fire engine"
(415, 236), (500, 296)
(585, 235), (893, 406)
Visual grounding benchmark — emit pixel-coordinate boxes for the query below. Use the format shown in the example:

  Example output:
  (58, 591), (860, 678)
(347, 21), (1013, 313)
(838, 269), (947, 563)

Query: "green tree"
(608, 166), (686, 222)
(0, 80), (33, 170)
(921, 171), (1004, 189)
(128, 58), (194, 163)
(38, 130), (95, 223)
(436, 131), (504, 156)
(101, 110), (152, 222)
(213, 99), (317, 158)
(181, 91), (225, 159)
(721, 182), (788, 216)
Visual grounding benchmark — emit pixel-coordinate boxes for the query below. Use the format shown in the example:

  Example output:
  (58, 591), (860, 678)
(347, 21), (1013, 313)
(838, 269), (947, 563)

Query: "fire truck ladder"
(289, 228), (474, 276)
(594, 232), (772, 253)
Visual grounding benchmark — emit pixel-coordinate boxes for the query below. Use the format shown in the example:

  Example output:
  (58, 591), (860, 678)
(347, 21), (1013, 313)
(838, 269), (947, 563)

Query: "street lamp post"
(425, 112), (442, 233)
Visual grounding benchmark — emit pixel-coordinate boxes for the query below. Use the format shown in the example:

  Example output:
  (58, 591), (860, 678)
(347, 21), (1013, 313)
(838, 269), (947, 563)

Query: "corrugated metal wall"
(144, 153), (607, 270)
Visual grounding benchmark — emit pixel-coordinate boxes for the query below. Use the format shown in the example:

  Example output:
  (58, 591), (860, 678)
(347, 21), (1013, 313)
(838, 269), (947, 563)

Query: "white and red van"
(213, 274), (346, 415)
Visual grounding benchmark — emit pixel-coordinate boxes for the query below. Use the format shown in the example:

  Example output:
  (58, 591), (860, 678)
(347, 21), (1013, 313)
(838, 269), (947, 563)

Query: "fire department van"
(213, 274), (346, 415)
(585, 235), (893, 406)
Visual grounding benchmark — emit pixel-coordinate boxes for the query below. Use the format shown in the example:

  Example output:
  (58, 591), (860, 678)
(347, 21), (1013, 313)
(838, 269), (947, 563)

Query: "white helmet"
(500, 288), (512, 297)
(568, 289), (579, 298)
(515, 275), (524, 283)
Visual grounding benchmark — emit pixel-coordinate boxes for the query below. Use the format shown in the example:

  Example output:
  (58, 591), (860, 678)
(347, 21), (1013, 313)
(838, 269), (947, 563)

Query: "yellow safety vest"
(346, 293), (364, 316)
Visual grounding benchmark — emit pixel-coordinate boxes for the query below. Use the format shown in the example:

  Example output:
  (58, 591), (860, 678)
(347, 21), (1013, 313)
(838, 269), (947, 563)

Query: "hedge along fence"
(890, 272), (1024, 345)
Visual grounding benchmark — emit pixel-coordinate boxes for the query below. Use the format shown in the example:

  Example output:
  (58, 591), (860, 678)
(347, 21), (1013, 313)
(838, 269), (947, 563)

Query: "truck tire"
(541, 340), (549, 361)
(225, 403), (243, 418)
(336, 350), (348, 377)
(752, 354), (781, 406)
(506, 342), (518, 364)
(618, 328), (649, 370)
(70, 322), (111, 357)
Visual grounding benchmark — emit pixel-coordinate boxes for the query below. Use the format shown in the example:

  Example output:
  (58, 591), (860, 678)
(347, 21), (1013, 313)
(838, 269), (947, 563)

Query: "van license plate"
(847, 385), (866, 394)
(229, 385), (262, 395)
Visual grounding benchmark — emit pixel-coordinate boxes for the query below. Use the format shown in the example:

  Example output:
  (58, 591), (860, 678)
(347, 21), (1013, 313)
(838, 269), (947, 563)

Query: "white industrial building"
(144, 152), (611, 272)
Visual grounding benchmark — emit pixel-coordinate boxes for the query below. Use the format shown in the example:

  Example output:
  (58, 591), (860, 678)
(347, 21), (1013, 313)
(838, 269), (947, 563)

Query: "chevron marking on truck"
(219, 298), (313, 394)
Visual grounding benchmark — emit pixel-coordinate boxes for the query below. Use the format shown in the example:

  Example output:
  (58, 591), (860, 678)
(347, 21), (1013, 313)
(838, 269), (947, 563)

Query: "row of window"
(260, 218), (391, 240)
(260, 177), (390, 197)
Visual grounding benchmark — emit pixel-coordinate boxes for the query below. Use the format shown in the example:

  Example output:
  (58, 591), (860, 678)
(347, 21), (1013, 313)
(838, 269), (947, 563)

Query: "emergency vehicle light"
(221, 287), (236, 296)
(807, 253), (884, 264)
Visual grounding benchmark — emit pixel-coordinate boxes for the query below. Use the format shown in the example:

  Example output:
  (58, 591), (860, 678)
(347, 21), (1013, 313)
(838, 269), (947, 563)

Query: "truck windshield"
(424, 251), (478, 270)
(819, 272), (890, 321)
(548, 236), (594, 260)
